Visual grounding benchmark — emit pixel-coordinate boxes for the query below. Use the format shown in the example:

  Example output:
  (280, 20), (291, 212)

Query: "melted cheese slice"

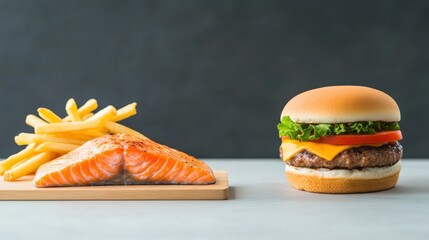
(281, 139), (382, 161)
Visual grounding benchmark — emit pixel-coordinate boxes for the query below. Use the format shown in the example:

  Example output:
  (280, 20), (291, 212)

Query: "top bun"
(281, 86), (400, 123)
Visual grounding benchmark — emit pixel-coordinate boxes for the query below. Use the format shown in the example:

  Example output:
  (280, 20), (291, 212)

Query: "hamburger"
(277, 86), (403, 193)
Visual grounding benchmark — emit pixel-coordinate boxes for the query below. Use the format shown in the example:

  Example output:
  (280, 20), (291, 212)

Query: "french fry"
(35, 119), (102, 134)
(87, 105), (116, 122)
(14, 135), (24, 145)
(0, 143), (37, 175)
(82, 113), (94, 120)
(77, 98), (98, 116)
(112, 103), (137, 122)
(15, 133), (87, 146)
(69, 129), (107, 138)
(35, 142), (79, 154)
(63, 99), (98, 122)
(11, 157), (31, 170)
(37, 108), (63, 123)
(50, 132), (94, 141)
(25, 114), (47, 127)
(105, 121), (148, 140)
(3, 152), (57, 181)
(4, 98), (143, 181)
(65, 98), (81, 121)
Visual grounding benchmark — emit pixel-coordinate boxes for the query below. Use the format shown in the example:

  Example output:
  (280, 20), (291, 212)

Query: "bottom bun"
(285, 161), (401, 194)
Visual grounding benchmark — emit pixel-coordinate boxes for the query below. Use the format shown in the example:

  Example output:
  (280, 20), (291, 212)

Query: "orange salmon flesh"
(33, 134), (216, 187)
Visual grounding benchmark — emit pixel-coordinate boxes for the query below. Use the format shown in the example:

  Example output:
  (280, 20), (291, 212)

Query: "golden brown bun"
(285, 166), (400, 194)
(281, 86), (400, 123)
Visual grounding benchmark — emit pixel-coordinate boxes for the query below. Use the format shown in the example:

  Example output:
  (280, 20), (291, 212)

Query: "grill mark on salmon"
(33, 134), (216, 187)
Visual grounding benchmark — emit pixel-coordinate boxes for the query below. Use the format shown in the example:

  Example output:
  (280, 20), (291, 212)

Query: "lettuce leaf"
(277, 116), (400, 141)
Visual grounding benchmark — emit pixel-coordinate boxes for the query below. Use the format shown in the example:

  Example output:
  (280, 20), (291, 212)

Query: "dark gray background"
(1, 0), (428, 158)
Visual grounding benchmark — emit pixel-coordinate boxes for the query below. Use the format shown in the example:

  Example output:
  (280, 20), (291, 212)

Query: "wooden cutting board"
(0, 170), (228, 200)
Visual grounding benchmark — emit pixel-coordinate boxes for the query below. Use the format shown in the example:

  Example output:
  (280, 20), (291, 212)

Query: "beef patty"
(282, 142), (403, 169)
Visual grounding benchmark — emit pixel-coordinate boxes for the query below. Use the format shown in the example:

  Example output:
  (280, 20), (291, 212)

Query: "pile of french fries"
(0, 98), (147, 181)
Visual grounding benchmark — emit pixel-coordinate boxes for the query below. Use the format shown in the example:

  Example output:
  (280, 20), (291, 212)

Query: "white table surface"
(0, 159), (428, 240)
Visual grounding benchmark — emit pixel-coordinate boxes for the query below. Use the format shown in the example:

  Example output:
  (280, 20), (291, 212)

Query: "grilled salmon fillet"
(33, 134), (215, 187)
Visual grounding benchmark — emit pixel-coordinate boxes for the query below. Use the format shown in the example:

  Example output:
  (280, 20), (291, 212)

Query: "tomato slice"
(308, 130), (403, 145)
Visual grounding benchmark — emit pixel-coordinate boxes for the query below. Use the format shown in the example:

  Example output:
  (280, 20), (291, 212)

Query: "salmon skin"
(33, 134), (216, 187)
